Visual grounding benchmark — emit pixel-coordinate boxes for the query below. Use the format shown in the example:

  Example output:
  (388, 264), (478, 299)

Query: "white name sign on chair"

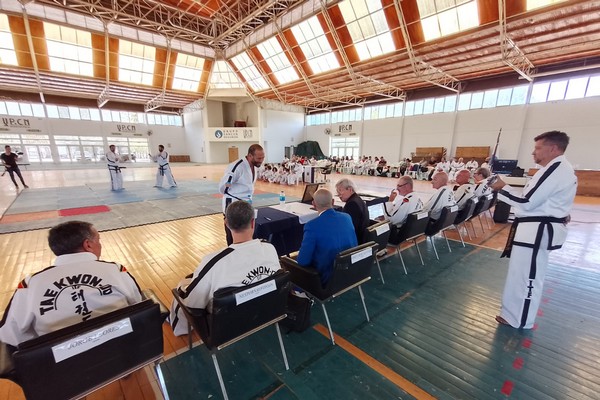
(235, 280), (277, 305)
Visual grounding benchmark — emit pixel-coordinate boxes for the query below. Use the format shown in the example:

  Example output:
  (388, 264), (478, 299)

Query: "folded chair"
(425, 205), (459, 260)
(365, 220), (392, 283)
(169, 270), (291, 400)
(389, 211), (430, 273)
(1, 292), (167, 400)
(280, 242), (378, 345)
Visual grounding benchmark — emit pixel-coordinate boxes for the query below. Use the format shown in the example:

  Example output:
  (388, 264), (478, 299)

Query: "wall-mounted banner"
(209, 127), (257, 142)
(0, 117), (44, 131)
(110, 124), (138, 135)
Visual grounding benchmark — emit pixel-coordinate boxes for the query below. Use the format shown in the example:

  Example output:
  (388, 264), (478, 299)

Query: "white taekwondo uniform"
(423, 186), (456, 221)
(106, 149), (123, 191)
(218, 157), (257, 212)
(153, 149), (177, 187)
(383, 192), (424, 227)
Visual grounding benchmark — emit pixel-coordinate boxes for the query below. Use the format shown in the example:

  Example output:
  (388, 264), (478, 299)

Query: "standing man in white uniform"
(491, 130), (577, 329)
(151, 144), (177, 188)
(106, 144), (123, 191)
(218, 144), (265, 245)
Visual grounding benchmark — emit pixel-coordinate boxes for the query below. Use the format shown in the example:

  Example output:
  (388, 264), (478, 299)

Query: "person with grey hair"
(491, 130), (577, 329)
(297, 188), (357, 285)
(453, 169), (475, 210)
(384, 176), (423, 229)
(169, 200), (280, 336)
(473, 167), (492, 197)
(0, 221), (142, 346)
(335, 178), (369, 244)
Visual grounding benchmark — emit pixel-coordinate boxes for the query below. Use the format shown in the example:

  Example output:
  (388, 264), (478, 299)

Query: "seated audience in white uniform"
(169, 200), (281, 336)
(453, 169), (476, 210)
(383, 176), (423, 228)
(473, 167), (493, 197)
(423, 172), (456, 221)
(0, 221), (142, 347)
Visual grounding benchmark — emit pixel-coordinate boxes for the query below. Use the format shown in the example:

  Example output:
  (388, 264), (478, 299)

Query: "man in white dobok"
(106, 144), (123, 191)
(151, 144), (177, 188)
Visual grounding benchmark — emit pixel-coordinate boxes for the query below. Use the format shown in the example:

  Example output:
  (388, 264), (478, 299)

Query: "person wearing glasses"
(473, 167), (492, 197)
(383, 176), (423, 228)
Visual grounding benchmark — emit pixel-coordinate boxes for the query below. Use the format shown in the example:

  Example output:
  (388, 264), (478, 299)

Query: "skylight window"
(172, 53), (205, 92)
(527, 0), (567, 11)
(231, 52), (269, 92)
(291, 16), (339, 74)
(44, 22), (93, 76)
(256, 37), (299, 85)
(417, 0), (479, 42)
(338, 0), (395, 61)
(209, 60), (245, 89)
(119, 39), (155, 86)
(0, 14), (18, 66)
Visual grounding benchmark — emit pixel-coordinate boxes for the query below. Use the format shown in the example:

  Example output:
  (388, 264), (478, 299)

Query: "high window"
(209, 60), (245, 89)
(416, 0), (479, 42)
(231, 52), (270, 91)
(291, 16), (339, 74)
(44, 22), (93, 76)
(257, 37), (299, 85)
(119, 39), (155, 86)
(172, 53), (205, 92)
(0, 14), (18, 66)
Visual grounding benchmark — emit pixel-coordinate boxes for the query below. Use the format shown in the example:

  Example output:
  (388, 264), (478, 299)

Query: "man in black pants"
(1, 145), (28, 190)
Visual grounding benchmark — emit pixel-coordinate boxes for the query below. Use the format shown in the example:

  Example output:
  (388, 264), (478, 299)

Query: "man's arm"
(115, 264), (143, 304)
(0, 287), (36, 347)
(218, 162), (241, 195)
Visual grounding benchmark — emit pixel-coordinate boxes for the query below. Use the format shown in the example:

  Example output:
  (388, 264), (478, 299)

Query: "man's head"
(4, 145), (11, 154)
(432, 171), (448, 189)
(335, 178), (357, 202)
(225, 200), (255, 234)
(455, 169), (471, 185)
(247, 144), (265, 168)
(312, 188), (334, 212)
(532, 130), (569, 166)
(158, 145), (164, 152)
(48, 221), (102, 258)
(395, 176), (414, 196)
(109, 145), (116, 152)
(473, 167), (490, 182)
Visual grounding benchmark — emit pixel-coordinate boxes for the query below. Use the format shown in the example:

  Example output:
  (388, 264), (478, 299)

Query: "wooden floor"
(1, 163), (599, 399)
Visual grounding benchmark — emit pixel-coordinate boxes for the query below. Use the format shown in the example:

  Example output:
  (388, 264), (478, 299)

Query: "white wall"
(261, 109), (304, 162)
(205, 100), (224, 126)
(183, 109), (206, 163)
(305, 125), (330, 156)
(363, 118), (402, 160)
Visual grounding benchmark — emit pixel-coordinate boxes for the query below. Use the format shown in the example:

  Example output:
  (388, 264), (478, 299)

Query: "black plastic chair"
(169, 270), (291, 400)
(2, 295), (166, 400)
(365, 220), (392, 283)
(451, 197), (478, 245)
(425, 205), (459, 260)
(388, 211), (430, 273)
(280, 242), (378, 345)
(468, 193), (494, 236)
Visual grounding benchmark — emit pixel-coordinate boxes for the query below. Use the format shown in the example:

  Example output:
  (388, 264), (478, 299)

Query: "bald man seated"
(297, 188), (358, 285)
(422, 171), (456, 221)
(453, 169), (476, 210)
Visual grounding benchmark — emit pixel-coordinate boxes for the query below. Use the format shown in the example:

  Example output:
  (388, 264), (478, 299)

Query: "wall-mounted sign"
(331, 123), (361, 137)
(2, 117), (31, 128)
(209, 127), (257, 142)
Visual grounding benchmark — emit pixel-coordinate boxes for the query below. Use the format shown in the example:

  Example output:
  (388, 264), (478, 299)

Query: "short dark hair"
(5, 145), (10, 149)
(248, 144), (264, 156)
(48, 221), (95, 256)
(535, 130), (569, 152)
(158, 144), (164, 150)
(476, 167), (490, 178)
(225, 200), (254, 232)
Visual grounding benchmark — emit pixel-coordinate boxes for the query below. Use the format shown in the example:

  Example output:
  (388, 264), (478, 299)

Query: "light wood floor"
(1, 163), (599, 399)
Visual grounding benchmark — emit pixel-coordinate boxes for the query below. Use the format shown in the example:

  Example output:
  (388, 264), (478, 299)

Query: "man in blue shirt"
(297, 188), (357, 285)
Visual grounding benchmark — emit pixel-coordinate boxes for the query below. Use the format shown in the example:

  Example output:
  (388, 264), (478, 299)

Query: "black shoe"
(23, 184), (29, 188)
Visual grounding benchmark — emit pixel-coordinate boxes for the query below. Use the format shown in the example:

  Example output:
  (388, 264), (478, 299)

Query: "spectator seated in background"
(297, 188), (357, 285)
(0, 221), (143, 347)
(382, 176), (423, 228)
(473, 167), (492, 197)
(169, 200), (281, 336)
(423, 172), (456, 221)
(453, 169), (476, 210)
(465, 158), (478, 172)
(336, 178), (369, 244)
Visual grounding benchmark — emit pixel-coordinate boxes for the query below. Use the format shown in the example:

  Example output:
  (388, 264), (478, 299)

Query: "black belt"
(159, 163), (169, 176)
(501, 216), (567, 258)
(108, 165), (121, 173)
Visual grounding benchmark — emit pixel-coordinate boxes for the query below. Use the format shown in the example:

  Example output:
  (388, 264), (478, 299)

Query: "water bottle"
(279, 190), (286, 205)
(247, 194), (252, 205)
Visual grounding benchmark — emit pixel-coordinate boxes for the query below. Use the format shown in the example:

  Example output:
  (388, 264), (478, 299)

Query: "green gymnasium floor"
(157, 242), (600, 400)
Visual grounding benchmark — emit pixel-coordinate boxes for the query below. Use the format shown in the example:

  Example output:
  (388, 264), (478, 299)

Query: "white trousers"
(109, 167), (123, 191)
(500, 229), (550, 329)
(155, 164), (177, 187)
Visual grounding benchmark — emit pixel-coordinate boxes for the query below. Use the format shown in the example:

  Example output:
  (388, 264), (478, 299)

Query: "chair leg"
(275, 323), (289, 370)
(397, 248), (408, 274)
(187, 324), (193, 350)
(429, 236), (439, 260)
(442, 231), (452, 252)
(212, 353), (229, 400)
(358, 285), (370, 322)
(455, 225), (465, 247)
(478, 214), (485, 232)
(413, 239), (425, 265)
(464, 222), (473, 240)
(321, 303), (335, 345)
(375, 258), (386, 284)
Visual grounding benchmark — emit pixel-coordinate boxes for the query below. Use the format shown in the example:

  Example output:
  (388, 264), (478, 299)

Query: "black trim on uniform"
(178, 247), (235, 299)
(525, 162), (560, 200)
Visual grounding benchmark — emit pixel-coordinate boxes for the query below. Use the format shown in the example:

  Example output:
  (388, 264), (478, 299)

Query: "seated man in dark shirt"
(335, 178), (369, 244)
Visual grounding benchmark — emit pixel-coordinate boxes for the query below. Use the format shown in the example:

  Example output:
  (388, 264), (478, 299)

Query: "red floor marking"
(545, 288), (554, 294)
(542, 297), (549, 304)
(533, 323), (539, 331)
(501, 380), (514, 396)
(512, 357), (524, 370)
(58, 205), (110, 217)
(522, 338), (532, 348)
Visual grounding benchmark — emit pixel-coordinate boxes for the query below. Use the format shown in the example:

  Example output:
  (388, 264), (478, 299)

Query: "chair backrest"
(12, 299), (163, 400)
(425, 205), (459, 236)
(205, 270), (291, 349)
(326, 242), (378, 295)
(470, 193), (493, 219)
(454, 197), (478, 225)
(365, 220), (391, 252)
(393, 210), (430, 244)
